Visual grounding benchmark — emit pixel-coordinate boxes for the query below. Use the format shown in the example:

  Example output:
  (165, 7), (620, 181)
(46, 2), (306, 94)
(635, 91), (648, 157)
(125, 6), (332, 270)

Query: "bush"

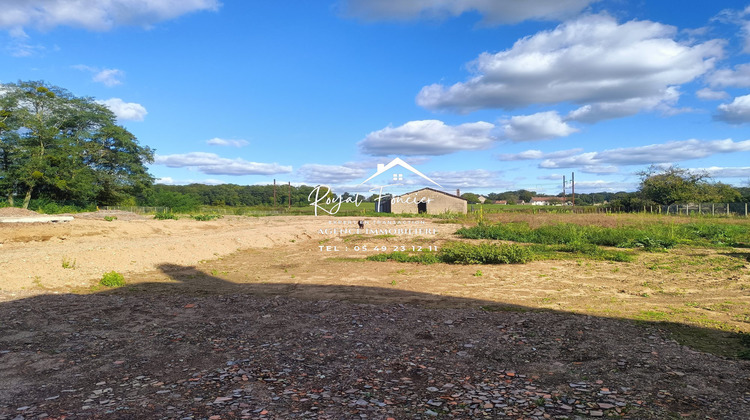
(100, 271), (125, 287)
(154, 212), (178, 220)
(191, 214), (221, 221)
(439, 242), (533, 264)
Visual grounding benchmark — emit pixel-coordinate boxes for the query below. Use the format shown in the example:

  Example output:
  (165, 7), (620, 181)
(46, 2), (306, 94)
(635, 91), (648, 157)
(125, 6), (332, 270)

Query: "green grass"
(100, 271), (125, 287)
(367, 242), (533, 265)
(456, 221), (750, 249)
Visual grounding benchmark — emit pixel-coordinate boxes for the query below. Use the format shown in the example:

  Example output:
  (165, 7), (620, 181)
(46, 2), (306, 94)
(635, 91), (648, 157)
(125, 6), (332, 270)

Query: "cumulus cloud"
(497, 148), (583, 161)
(716, 95), (750, 124)
(340, 0), (597, 24)
(96, 98), (147, 121)
(358, 120), (497, 156)
(155, 152), (292, 176)
(707, 63), (750, 88)
(539, 139), (750, 169)
(206, 138), (249, 148)
(696, 88), (729, 100)
(500, 111), (578, 141)
(297, 164), (368, 184)
(0, 0), (221, 32)
(416, 14), (723, 119)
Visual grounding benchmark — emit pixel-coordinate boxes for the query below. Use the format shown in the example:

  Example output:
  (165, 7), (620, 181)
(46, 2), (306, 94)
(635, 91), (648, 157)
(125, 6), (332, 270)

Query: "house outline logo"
(357, 157), (442, 188)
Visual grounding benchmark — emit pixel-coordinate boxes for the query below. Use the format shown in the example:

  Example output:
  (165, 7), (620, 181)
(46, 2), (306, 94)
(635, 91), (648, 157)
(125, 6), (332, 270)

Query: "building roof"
(392, 187), (467, 201)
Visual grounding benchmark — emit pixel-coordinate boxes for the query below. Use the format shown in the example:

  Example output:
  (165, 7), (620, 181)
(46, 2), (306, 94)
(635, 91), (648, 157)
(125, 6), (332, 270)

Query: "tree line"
(0, 81), (153, 208)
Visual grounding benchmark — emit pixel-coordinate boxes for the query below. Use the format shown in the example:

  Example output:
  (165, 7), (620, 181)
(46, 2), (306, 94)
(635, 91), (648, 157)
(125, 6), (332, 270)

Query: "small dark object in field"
(358, 220), (365, 229)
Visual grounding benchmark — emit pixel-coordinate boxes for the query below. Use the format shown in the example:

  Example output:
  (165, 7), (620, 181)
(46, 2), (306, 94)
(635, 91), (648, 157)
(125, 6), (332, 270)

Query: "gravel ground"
(1, 292), (748, 419)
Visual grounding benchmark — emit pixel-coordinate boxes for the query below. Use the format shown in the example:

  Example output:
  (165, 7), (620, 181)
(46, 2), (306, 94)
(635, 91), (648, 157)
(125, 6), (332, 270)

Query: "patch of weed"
(154, 212), (178, 220)
(100, 271), (125, 287)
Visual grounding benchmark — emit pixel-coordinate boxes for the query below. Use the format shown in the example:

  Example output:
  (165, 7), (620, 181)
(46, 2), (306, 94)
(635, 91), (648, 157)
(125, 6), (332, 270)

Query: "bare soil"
(0, 213), (749, 419)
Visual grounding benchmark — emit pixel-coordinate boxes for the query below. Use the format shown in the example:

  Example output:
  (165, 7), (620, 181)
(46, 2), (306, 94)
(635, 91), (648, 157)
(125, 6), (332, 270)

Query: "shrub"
(192, 214), (221, 221)
(439, 242), (533, 264)
(154, 212), (178, 220)
(100, 271), (125, 287)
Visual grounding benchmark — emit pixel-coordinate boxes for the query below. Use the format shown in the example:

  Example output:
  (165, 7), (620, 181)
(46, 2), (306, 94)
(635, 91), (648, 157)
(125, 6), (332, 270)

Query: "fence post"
(727, 203), (730, 217)
(712, 203), (715, 216)
(746, 203), (748, 217)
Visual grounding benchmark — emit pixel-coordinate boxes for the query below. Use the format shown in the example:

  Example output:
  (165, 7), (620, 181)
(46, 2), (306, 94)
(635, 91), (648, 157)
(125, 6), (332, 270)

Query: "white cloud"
(691, 166), (750, 178)
(707, 63), (750, 88)
(497, 148), (583, 161)
(93, 69), (125, 87)
(428, 169), (509, 190)
(155, 152), (292, 176)
(416, 14), (723, 119)
(358, 119), (497, 156)
(0, 0), (221, 32)
(713, 5), (750, 54)
(570, 180), (636, 193)
(716, 95), (750, 124)
(500, 111), (578, 141)
(566, 87), (681, 123)
(97, 98), (147, 121)
(206, 138), (249, 148)
(340, 0), (598, 24)
(297, 164), (368, 184)
(539, 138), (750, 169)
(74, 65), (125, 86)
(696, 88), (729, 100)
(156, 177), (226, 186)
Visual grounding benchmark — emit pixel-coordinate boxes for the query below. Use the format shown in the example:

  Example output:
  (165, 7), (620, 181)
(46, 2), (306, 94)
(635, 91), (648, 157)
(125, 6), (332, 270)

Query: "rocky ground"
(0, 291), (748, 419)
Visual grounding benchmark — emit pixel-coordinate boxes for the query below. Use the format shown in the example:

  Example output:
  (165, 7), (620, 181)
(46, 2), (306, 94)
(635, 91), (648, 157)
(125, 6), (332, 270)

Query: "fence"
(471, 203), (750, 217)
(650, 203), (749, 217)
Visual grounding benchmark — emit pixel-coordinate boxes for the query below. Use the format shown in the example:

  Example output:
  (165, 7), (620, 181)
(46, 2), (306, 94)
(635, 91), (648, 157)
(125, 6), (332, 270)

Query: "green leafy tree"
(461, 192), (481, 204)
(0, 81), (154, 208)
(638, 165), (740, 205)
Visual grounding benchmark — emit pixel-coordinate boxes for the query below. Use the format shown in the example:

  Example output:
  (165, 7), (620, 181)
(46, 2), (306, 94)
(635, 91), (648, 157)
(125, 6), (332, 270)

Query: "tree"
(461, 192), (480, 204)
(0, 81), (154, 208)
(638, 165), (740, 205)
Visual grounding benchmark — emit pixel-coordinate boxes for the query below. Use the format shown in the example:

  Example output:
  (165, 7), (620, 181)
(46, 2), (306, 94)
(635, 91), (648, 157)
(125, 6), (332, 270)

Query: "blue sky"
(2, 0), (750, 196)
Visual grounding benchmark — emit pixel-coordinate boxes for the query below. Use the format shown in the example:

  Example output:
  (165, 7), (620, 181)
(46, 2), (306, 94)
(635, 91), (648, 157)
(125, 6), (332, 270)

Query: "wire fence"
(472, 202), (750, 217)
(639, 203), (749, 217)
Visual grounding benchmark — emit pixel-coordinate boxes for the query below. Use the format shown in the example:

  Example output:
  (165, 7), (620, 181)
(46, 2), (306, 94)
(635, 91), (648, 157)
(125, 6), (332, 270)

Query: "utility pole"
(571, 172), (575, 206)
(563, 175), (566, 203)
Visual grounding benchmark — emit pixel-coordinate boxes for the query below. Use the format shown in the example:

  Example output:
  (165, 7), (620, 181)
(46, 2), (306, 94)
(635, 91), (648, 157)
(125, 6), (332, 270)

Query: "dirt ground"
(1, 212), (749, 419)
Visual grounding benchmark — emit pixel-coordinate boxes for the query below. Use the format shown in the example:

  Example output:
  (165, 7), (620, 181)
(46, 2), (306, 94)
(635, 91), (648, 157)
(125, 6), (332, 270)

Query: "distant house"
(494, 200), (508, 205)
(477, 195), (488, 204)
(377, 188), (467, 215)
(530, 197), (563, 206)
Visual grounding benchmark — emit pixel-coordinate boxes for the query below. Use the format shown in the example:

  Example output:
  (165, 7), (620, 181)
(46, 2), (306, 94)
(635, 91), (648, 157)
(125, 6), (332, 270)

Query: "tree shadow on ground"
(0, 263), (748, 419)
